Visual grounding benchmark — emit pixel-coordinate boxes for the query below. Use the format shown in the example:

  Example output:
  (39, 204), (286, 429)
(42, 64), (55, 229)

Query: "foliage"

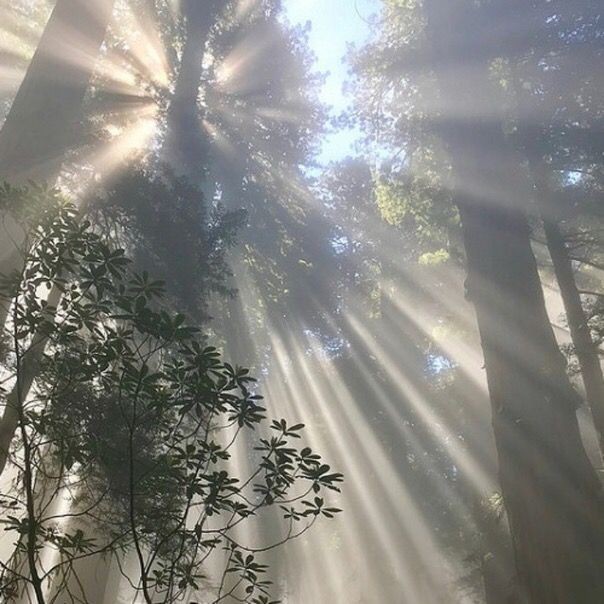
(76, 0), (330, 343)
(203, 8), (330, 326)
(0, 185), (342, 604)
(88, 165), (247, 321)
(374, 169), (458, 256)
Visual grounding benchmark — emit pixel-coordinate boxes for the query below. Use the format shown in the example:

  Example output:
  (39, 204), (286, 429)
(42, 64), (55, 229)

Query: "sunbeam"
(1, 0), (603, 602)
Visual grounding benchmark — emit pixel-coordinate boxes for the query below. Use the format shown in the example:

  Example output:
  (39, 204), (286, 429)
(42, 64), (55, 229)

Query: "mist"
(0, 1), (603, 603)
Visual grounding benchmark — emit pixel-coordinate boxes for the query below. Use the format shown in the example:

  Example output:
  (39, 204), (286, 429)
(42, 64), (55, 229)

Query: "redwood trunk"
(0, 0), (115, 326)
(0, 286), (62, 476)
(0, 0), (115, 182)
(0, 0), (115, 472)
(162, 0), (224, 181)
(542, 218), (604, 455)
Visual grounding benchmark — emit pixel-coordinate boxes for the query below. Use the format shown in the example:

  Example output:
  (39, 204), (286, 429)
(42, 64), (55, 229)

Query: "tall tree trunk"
(459, 195), (604, 603)
(0, 0), (114, 183)
(0, 0), (115, 473)
(0, 286), (62, 477)
(420, 1), (604, 601)
(162, 0), (224, 181)
(532, 163), (604, 460)
(0, 0), (115, 326)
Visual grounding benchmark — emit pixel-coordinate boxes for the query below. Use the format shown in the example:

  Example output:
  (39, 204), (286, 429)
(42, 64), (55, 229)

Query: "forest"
(0, 0), (602, 602)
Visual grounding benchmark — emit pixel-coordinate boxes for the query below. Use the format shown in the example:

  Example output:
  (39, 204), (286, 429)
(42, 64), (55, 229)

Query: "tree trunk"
(0, 0), (114, 182)
(420, 1), (604, 601)
(162, 0), (224, 181)
(0, 286), (63, 476)
(459, 196), (604, 603)
(532, 163), (604, 460)
(0, 0), (115, 326)
(0, 0), (116, 471)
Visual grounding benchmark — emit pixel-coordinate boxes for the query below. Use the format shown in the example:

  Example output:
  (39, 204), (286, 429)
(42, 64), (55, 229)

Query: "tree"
(0, 0), (116, 330)
(87, 165), (247, 322)
(0, 185), (342, 604)
(203, 13), (332, 341)
(0, 0), (115, 183)
(162, 0), (228, 180)
(0, 0), (250, 466)
(318, 157), (511, 602)
(533, 166), (604, 458)
(349, 0), (604, 600)
(491, 0), (604, 459)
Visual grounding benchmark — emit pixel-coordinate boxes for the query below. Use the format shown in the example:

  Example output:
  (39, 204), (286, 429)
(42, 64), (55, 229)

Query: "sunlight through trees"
(0, 0), (602, 602)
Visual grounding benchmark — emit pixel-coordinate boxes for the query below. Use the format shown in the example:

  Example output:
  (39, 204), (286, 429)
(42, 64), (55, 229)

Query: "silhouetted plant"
(0, 185), (342, 604)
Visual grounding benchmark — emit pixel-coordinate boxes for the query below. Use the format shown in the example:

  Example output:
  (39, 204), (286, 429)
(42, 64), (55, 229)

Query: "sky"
(283, 0), (379, 164)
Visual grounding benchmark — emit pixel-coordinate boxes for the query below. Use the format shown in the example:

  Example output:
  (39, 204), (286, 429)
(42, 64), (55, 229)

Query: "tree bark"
(420, 1), (604, 601)
(0, 0), (114, 183)
(0, 286), (62, 476)
(162, 0), (224, 181)
(0, 0), (116, 471)
(0, 0), (115, 326)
